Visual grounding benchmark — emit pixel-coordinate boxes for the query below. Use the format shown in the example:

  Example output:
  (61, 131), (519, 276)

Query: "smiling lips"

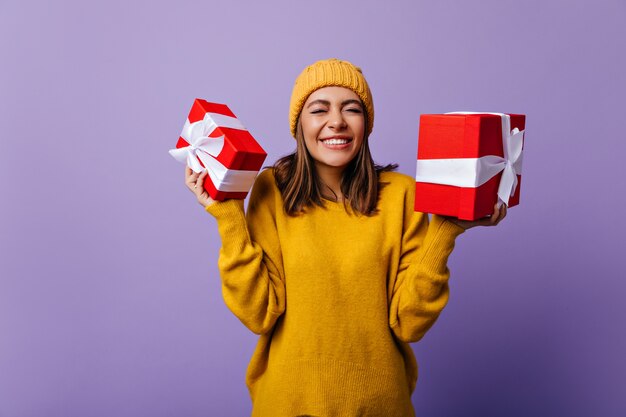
(320, 136), (352, 149)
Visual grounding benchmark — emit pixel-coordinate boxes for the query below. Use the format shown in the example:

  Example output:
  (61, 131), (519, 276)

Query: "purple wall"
(1, 0), (624, 416)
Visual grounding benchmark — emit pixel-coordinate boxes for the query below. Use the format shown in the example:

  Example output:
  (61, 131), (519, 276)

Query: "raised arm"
(198, 169), (286, 335)
(388, 192), (465, 343)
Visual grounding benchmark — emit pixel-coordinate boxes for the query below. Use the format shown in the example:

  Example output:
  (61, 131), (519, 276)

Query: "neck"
(315, 163), (344, 201)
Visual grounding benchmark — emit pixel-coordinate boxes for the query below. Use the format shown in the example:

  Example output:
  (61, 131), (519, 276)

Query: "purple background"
(1, 0), (624, 416)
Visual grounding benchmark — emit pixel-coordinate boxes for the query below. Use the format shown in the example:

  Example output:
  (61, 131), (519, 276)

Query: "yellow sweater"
(205, 169), (465, 417)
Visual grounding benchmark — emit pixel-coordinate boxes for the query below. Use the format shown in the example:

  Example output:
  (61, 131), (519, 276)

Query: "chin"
(317, 158), (353, 169)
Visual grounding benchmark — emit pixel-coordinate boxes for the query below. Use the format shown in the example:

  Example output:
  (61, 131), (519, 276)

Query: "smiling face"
(299, 86), (365, 173)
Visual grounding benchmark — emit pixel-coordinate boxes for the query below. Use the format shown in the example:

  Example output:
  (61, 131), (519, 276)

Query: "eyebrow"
(306, 99), (363, 108)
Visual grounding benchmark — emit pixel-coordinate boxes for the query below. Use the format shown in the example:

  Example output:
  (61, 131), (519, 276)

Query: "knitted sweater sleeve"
(388, 186), (465, 343)
(204, 170), (286, 335)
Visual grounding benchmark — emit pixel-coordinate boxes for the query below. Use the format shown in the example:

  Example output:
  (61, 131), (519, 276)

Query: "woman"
(184, 58), (506, 417)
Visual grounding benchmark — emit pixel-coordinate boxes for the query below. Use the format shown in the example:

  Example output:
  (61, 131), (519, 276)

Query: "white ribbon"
(415, 112), (524, 206)
(169, 112), (259, 193)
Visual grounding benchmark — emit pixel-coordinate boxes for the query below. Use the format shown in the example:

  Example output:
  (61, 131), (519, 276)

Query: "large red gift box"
(170, 99), (267, 201)
(414, 113), (525, 220)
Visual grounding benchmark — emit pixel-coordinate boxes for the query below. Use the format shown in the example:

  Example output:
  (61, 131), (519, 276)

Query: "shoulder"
(252, 167), (278, 193)
(377, 171), (418, 216)
(379, 171), (415, 194)
(248, 167), (281, 213)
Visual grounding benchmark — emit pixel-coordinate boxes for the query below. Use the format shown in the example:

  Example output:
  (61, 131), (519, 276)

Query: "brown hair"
(272, 111), (397, 216)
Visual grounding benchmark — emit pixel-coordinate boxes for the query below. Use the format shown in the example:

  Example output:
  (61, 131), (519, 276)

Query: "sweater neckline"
(320, 197), (350, 212)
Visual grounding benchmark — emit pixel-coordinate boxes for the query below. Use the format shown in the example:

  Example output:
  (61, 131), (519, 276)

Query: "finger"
(497, 205), (507, 224)
(489, 203), (501, 225)
(197, 172), (213, 204)
(492, 204), (507, 226)
(185, 176), (194, 191)
(476, 218), (492, 228)
(186, 165), (200, 179)
(186, 174), (202, 194)
(186, 170), (200, 187)
(185, 167), (194, 187)
(195, 171), (207, 194)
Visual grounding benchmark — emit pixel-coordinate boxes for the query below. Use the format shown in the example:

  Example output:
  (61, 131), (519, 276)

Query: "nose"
(328, 108), (347, 130)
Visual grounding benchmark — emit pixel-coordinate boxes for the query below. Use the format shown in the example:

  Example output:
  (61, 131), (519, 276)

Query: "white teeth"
(323, 139), (349, 145)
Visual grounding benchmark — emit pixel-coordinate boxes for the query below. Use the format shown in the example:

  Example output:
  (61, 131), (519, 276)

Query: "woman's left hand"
(445, 202), (507, 230)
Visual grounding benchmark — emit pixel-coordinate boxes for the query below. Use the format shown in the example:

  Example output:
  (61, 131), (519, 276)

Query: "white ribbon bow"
(415, 112), (524, 206)
(169, 112), (259, 193)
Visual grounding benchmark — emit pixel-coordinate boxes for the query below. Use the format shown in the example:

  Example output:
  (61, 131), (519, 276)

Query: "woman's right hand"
(185, 166), (216, 208)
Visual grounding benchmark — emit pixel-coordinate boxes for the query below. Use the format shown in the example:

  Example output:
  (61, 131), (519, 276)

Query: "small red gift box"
(169, 99), (267, 201)
(414, 112), (525, 220)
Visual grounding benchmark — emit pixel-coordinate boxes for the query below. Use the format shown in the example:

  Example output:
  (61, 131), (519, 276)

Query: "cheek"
(303, 137), (317, 154)
(302, 116), (322, 133)
(355, 118), (365, 134)
(302, 120), (324, 143)
(352, 131), (365, 153)
(301, 128), (319, 153)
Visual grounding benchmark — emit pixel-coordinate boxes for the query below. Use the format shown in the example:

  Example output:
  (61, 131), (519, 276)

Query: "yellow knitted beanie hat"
(289, 58), (374, 138)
